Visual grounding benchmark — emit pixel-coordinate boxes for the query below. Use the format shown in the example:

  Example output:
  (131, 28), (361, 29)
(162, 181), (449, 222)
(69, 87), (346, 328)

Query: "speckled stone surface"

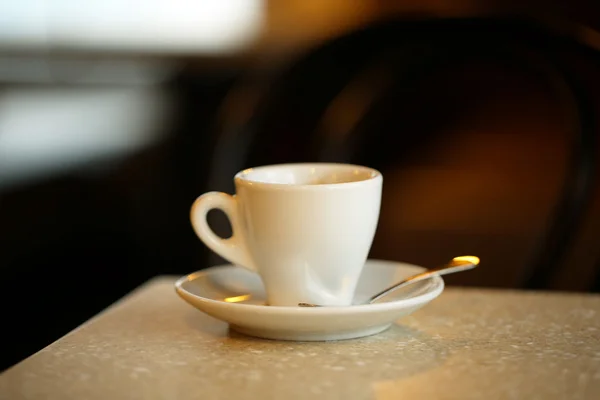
(1, 277), (599, 400)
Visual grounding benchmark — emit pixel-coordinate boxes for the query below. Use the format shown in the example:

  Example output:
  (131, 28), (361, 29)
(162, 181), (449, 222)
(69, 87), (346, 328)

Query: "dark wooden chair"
(203, 17), (598, 291)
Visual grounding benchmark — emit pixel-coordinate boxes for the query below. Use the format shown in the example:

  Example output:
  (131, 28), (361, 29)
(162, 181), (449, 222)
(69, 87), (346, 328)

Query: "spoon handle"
(368, 256), (479, 304)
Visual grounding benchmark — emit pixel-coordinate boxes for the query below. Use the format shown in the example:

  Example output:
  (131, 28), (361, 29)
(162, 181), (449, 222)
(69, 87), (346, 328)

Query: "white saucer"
(174, 259), (444, 341)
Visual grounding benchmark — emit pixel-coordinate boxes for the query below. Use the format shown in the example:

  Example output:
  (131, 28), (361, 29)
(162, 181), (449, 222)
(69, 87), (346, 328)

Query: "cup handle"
(190, 192), (256, 273)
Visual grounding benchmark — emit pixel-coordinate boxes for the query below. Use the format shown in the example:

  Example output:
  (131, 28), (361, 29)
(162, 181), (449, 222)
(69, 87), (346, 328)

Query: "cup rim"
(234, 163), (382, 190)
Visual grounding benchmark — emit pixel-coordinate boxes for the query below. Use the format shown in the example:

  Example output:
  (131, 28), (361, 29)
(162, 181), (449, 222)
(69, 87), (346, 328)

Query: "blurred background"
(1, 0), (599, 370)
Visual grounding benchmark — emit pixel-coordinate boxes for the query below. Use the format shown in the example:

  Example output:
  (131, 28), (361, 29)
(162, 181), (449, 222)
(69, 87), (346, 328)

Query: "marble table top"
(1, 276), (599, 399)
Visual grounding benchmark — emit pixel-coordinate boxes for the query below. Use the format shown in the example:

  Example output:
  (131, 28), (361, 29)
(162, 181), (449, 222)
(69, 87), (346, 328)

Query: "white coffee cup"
(190, 163), (382, 306)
